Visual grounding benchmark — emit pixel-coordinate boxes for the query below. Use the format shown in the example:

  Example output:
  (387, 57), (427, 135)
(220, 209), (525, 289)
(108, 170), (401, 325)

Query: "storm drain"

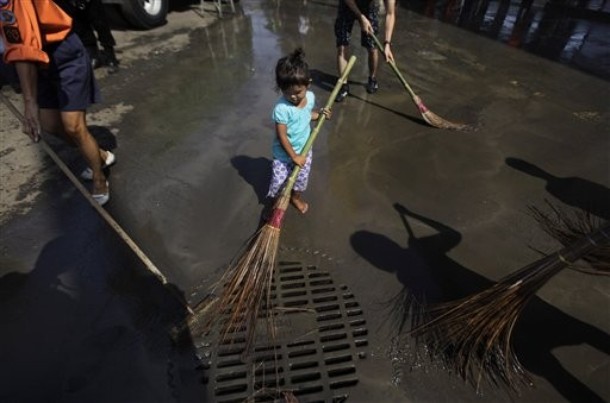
(195, 261), (369, 402)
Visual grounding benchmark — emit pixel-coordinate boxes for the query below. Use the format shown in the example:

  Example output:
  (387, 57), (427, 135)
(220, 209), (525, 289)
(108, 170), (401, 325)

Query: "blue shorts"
(38, 32), (101, 111)
(335, 0), (379, 49)
(267, 151), (313, 198)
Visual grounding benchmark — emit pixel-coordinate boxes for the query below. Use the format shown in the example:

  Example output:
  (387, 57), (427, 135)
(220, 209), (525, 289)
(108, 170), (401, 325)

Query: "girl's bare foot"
(290, 197), (309, 214)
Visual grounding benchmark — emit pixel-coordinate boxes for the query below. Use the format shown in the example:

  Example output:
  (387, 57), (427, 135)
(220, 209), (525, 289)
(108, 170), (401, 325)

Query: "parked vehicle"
(103, 0), (169, 29)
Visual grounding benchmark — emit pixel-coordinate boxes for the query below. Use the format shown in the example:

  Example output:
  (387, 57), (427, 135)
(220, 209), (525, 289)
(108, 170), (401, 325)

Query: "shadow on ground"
(0, 189), (202, 401)
(351, 178), (610, 402)
(506, 157), (610, 220)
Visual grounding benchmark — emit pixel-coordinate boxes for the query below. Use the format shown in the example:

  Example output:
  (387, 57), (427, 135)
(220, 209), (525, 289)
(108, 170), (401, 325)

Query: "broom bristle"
(411, 256), (558, 392)
(422, 110), (470, 131)
(529, 202), (610, 275)
(183, 190), (293, 349)
(187, 223), (280, 348)
(411, 223), (609, 392)
(412, 95), (470, 131)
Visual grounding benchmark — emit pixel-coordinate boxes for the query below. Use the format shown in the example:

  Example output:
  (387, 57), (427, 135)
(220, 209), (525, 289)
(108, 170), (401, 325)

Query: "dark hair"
(275, 48), (311, 91)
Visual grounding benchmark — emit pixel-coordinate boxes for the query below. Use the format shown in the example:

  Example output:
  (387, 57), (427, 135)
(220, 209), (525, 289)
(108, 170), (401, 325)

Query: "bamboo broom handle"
(502, 222), (610, 288)
(370, 33), (418, 100)
(553, 223), (610, 263)
(1, 92), (195, 314)
(0, 93), (170, 286)
(284, 55), (357, 187)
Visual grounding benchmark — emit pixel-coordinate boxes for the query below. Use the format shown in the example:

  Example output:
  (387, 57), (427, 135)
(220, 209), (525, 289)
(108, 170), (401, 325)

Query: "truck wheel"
(119, 0), (169, 29)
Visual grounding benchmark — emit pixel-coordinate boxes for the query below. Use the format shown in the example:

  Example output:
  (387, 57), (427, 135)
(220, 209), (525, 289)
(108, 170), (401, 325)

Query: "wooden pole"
(1, 92), (193, 314)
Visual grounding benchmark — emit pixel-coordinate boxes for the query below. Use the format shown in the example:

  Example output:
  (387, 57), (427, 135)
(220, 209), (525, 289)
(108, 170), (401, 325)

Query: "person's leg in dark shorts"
(87, 0), (120, 72)
(334, 1), (356, 102)
(39, 33), (112, 204)
(360, 2), (380, 93)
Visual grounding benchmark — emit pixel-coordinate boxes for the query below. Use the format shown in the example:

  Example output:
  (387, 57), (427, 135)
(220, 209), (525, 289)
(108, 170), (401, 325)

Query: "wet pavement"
(1, 0), (609, 402)
(404, 0), (610, 81)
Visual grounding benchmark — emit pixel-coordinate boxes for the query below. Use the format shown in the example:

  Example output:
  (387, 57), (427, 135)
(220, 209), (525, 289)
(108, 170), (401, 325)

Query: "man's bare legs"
(336, 45), (351, 101)
(366, 47), (379, 93)
(368, 47), (379, 80)
(40, 108), (108, 195)
(337, 45), (380, 95)
(337, 44), (350, 76)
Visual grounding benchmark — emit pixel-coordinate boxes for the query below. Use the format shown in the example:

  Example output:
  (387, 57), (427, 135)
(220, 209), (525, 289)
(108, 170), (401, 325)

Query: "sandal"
(92, 181), (110, 206)
(81, 151), (116, 181)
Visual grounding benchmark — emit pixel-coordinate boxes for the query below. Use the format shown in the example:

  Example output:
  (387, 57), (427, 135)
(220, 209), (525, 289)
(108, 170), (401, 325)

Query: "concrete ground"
(1, 0), (608, 402)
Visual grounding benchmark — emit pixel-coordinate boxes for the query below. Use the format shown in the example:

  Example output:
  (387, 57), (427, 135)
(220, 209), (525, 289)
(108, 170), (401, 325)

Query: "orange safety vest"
(0, 0), (72, 65)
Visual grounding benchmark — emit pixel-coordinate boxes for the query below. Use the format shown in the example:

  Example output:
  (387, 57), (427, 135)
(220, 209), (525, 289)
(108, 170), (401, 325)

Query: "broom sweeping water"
(370, 33), (469, 131)
(184, 56), (358, 350)
(410, 219), (610, 392)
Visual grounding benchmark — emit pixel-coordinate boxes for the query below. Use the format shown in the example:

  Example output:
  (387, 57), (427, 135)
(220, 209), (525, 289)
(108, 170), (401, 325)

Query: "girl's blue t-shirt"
(272, 91), (315, 163)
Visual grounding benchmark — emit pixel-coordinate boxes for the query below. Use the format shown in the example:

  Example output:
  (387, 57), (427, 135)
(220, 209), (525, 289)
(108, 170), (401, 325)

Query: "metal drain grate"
(195, 261), (369, 402)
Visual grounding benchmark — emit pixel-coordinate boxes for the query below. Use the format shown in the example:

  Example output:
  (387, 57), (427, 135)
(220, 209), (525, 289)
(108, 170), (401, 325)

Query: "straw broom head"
(369, 34), (471, 131)
(410, 222), (610, 392)
(185, 191), (289, 347)
(529, 201), (610, 275)
(180, 56), (359, 351)
(414, 95), (471, 131)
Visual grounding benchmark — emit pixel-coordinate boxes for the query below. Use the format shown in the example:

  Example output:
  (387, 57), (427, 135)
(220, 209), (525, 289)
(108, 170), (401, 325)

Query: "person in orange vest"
(0, 0), (114, 205)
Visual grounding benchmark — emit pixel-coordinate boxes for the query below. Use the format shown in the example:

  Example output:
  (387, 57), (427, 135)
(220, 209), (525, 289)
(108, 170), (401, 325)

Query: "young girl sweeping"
(267, 48), (331, 214)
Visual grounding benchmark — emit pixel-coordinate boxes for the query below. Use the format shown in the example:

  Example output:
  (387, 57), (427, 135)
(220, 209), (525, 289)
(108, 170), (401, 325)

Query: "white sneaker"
(92, 181), (110, 206)
(81, 151), (116, 181)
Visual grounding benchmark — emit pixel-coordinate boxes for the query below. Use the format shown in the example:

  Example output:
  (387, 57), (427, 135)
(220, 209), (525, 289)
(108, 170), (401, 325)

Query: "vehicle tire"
(118, 0), (169, 29)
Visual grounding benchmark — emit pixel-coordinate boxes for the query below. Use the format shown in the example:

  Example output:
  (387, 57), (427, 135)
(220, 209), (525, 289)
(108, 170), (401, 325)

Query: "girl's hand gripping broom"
(185, 56), (358, 350)
(371, 33), (469, 131)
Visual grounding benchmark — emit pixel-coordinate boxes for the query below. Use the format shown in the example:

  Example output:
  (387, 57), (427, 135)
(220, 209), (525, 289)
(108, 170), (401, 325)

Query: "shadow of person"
(506, 157), (610, 220)
(309, 68), (427, 126)
(231, 155), (271, 204)
(0, 231), (202, 401)
(350, 229), (433, 333)
(104, 256), (207, 401)
(0, 234), (112, 401)
(88, 125), (118, 154)
(515, 294), (610, 403)
(309, 68), (371, 96)
(350, 203), (610, 401)
(351, 203), (488, 332)
(231, 155), (275, 228)
(310, 68), (340, 93)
